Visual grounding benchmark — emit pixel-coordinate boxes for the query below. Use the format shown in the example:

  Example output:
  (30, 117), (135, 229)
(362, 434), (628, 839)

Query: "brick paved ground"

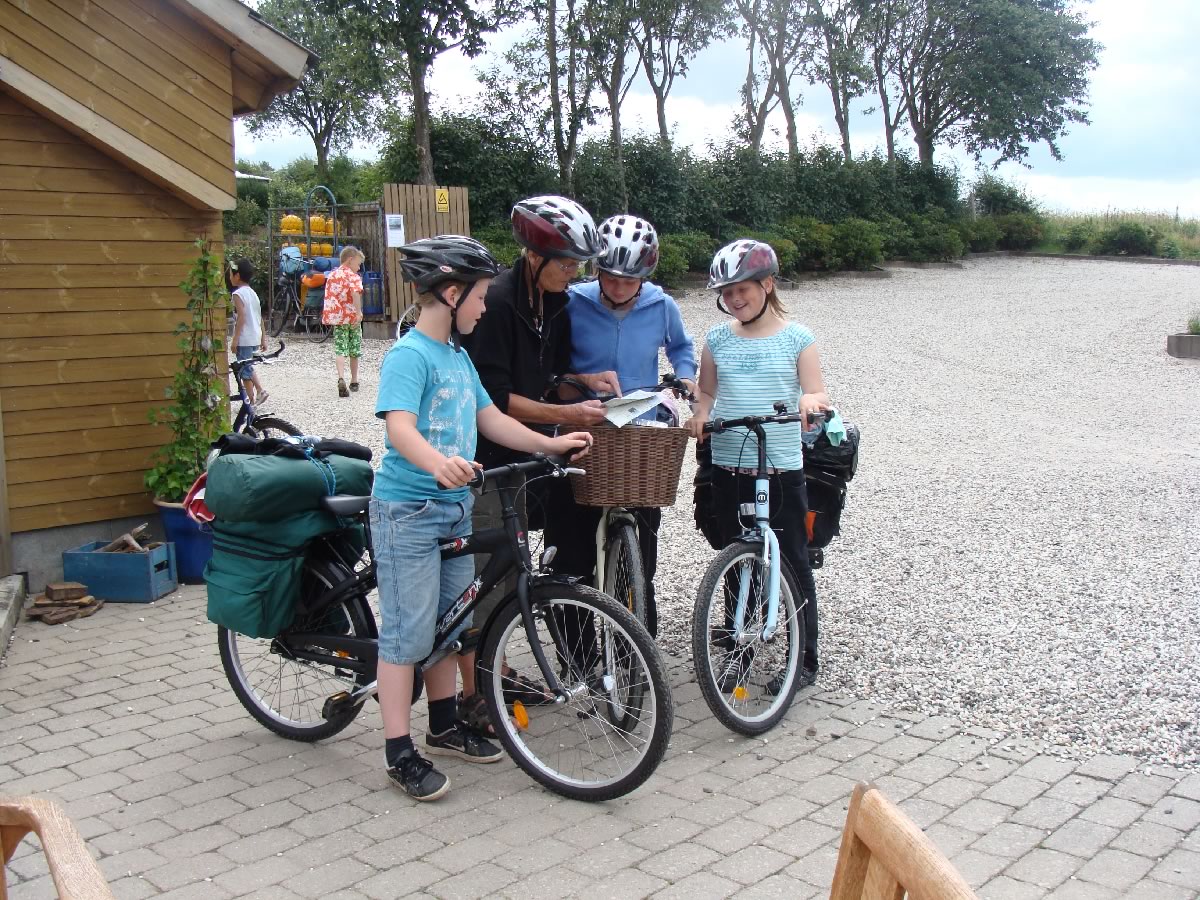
(2, 586), (1197, 899)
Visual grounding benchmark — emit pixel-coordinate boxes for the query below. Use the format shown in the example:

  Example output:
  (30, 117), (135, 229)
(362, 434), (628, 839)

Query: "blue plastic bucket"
(154, 501), (213, 584)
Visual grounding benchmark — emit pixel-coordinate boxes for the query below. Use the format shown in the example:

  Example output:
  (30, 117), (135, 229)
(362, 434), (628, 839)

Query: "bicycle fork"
(731, 476), (782, 644)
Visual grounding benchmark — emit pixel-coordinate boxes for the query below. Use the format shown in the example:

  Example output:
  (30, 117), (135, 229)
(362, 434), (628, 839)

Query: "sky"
(235, 0), (1200, 216)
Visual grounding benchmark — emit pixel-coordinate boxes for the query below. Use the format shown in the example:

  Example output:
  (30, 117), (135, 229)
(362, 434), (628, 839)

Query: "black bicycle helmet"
(397, 236), (499, 291)
(511, 195), (603, 260)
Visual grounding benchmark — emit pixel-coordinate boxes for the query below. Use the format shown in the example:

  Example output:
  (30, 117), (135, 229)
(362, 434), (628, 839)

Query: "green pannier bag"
(204, 453), (374, 522)
(205, 510), (366, 638)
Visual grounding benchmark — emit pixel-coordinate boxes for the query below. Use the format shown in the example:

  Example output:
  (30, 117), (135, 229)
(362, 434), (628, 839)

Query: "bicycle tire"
(306, 317), (332, 344)
(600, 521), (649, 729)
(478, 583), (672, 801)
(268, 288), (293, 338)
(692, 539), (805, 736)
(246, 416), (302, 439)
(219, 555), (374, 741)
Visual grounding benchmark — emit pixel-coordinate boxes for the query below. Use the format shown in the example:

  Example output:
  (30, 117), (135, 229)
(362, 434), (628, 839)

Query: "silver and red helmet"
(707, 239), (779, 290)
(511, 195), (603, 260)
(597, 215), (659, 278)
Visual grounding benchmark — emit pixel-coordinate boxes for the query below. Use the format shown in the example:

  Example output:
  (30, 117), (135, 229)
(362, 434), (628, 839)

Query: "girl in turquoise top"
(685, 240), (832, 685)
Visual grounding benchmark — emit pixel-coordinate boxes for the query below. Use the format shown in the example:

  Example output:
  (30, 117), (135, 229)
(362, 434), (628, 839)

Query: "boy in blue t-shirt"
(372, 236), (591, 802)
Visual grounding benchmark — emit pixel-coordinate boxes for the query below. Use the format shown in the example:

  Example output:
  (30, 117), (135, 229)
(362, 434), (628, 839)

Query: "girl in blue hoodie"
(547, 215), (697, 637)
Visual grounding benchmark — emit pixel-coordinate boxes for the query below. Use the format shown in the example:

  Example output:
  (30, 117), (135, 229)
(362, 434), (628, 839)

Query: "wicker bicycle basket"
(569, 424), (690, 507)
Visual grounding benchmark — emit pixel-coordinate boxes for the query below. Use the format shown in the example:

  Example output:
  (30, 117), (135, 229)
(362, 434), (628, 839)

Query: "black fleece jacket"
(461, 261), (573, 467)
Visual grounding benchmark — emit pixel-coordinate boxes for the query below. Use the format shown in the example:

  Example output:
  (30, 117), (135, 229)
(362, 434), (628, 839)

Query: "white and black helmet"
(511, 195), (603, 260)
(707, 239), (779, 290)
(597, 215), (659, 278)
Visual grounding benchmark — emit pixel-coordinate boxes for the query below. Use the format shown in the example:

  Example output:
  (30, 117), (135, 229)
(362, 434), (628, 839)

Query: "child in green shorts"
(322, 246), (365, 397)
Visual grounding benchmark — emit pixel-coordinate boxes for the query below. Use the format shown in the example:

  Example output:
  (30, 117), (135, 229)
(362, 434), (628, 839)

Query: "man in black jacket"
(456, 196), (618, 730)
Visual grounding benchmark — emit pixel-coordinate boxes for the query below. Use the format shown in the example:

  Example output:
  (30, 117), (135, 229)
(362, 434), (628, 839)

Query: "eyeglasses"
(553, 259), (581, 274)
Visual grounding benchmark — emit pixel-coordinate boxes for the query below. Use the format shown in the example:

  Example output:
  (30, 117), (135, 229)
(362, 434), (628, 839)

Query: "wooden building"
(0, 0), (312, 584)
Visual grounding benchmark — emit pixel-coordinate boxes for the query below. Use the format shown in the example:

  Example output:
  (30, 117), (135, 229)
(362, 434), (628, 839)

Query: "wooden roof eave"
(0, 58), (236, 211)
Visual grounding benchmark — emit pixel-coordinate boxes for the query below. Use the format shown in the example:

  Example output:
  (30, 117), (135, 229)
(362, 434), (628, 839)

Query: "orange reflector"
(732, 685), (748, 701)
(512, 701), (529, 730)
(334, 651), (351, 658)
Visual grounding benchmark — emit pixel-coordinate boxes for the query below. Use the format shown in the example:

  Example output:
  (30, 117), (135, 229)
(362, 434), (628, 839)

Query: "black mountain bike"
(268, 270), (331, 343)
(216, 454), (673, 801)
(228, 343), (301, 439)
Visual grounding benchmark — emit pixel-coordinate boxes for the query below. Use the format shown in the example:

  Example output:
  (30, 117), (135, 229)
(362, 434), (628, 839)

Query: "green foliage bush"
(961, 216), (1002, 252)
(473, 223), (522, 268)
(906, 212), (965, 261)
(667, 231), (719, 272)
(734, 231), (798, 275)
(778, 217), (835, 271)
(972, 173), (1039, 216)
(1161, 238), (1183, 259)
(1187, 313), (1200, 335)
(225, 239), (271, 301)
(829, 218), (884, 270)
(1092, 222), (1160, 256)
(1062, 221), (1096, 252)
(875, 215), (916, 260)
(223, 198), (267, 237)
(655, 235), (689, 287)
(993, 213), (1045, 250)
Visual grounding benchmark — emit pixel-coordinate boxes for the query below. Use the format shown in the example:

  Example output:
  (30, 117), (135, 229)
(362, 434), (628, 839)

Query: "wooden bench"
(1, 796), (114, 899)
(830, 783), (979, 900)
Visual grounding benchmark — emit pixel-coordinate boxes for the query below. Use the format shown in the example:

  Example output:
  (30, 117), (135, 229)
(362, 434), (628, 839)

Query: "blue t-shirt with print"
(374, 329), (493, 502)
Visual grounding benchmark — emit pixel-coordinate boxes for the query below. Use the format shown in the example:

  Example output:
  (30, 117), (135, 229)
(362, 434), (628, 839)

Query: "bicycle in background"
(228, 343), (301, 439)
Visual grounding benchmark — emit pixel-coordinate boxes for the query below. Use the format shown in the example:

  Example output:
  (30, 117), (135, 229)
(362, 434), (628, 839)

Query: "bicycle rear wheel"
(478, 583), (672, 801)
(218, 555), (375, 741)
(692, 539), (805, 735)
(247, 416), (302, 439)
(305, 315), (332, 344)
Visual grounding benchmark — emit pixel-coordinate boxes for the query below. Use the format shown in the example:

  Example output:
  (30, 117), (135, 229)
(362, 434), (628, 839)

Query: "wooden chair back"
(829, 783), (979, 900)
(0, 796), (114, 899)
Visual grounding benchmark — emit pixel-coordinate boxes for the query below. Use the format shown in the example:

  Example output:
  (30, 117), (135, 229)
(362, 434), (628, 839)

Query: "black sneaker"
(426, 722), (503, 763)
(387, 748), (449, 801)
(766, 666), (818, 696)
(716, 647), (755, 693)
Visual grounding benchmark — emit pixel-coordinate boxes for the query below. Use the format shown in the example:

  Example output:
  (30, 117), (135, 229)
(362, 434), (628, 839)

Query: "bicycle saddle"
(322, 495), (370, 516)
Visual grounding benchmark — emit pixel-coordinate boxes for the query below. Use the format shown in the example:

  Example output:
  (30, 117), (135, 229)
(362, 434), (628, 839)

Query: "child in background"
(372, 235), (591, 801)
(229, 258), (268, 405)
(323, 246), (365, 398)
(685, 239), (831, 686)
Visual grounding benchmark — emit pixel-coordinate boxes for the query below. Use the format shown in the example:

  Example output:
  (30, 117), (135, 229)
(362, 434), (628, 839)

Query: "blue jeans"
(370, 495), (475, 665)
(235, 345), (257, 380)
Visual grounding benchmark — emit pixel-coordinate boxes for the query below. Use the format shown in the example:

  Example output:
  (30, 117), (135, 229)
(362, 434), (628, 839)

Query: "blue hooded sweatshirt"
(566, 280), (697, 394)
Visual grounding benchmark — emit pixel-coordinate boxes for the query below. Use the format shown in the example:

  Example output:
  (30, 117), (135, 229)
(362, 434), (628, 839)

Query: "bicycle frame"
(729, 422), (784, 644)
(282, 465), (577, 709)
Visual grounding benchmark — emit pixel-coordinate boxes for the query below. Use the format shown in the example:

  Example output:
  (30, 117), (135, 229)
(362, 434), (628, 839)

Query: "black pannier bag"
(803, 422), (860, 550)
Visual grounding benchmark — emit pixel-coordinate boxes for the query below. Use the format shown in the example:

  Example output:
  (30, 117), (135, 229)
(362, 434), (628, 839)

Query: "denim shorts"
(370, 495), (475, 665)
(235, 345), (257, 379)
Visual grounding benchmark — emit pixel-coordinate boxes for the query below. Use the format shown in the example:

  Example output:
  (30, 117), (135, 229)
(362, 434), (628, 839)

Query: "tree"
(634, 0), (733, 145)
(586, 0), (642, 210)
(734, 0), (810, 158)
(857, 0), (907, 167)
(803, 0), (872, 161)
(330, 0), (512, 185)
(891, 0), (1100, 166)
(248, 0), (400, 185)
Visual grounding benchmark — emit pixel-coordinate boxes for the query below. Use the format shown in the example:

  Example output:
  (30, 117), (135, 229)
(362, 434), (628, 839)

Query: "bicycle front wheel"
(247, 416), (302, 439)
(693, 539), (805, 735)
(602, 521), (647, 628)
(268, 291), (292, 337)
(478, 583), (672, 801)
(219, 555), (374, 741)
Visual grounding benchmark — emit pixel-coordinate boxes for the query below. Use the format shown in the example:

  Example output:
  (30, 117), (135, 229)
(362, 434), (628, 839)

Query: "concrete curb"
(0, 573), (27, 664)
(968, 249), (1200, 267)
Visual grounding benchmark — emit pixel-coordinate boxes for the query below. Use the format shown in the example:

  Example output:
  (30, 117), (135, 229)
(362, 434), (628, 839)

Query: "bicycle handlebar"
(703, 406), (831, 435)
(550, 372), (695, 404)
(437, 453), (583, 492)
(230, 342), (285, 376)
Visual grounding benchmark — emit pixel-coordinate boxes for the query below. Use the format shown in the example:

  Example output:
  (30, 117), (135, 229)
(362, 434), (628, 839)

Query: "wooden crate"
(62, 541), (177, 603)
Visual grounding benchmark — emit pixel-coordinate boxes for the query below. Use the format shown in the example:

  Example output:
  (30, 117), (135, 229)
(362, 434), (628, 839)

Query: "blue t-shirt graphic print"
(374, 329), (493, 502)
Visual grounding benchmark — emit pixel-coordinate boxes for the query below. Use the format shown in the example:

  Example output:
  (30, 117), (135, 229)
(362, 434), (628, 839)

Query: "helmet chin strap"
(601, 278), (641, 310)
(431, 286), (464, 352)
(716, 280), (770, 323)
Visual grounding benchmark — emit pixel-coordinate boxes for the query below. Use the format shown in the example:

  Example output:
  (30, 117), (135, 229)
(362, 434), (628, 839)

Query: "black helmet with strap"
(397, 235), (500, 351)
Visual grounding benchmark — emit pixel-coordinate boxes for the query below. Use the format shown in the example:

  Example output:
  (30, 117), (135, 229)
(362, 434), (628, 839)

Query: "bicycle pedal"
(321, 691), (362, 721)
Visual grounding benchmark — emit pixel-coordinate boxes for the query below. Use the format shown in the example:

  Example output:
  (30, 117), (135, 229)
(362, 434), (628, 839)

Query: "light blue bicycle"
(693, 404), (827, 735)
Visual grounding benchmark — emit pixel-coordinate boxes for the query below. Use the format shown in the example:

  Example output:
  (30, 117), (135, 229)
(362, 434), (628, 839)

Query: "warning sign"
(435, 188), (450, 213)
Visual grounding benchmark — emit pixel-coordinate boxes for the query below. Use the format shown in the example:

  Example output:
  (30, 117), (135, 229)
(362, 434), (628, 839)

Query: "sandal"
(458, 691), (497, 738)
(501, 668), (553, 706)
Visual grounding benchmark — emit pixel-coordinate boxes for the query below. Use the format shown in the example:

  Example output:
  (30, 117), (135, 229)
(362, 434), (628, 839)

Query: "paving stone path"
(2, 586), (1197, 899)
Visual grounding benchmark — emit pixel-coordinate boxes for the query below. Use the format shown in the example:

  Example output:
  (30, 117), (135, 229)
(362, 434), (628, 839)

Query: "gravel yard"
(259, 256), (1200, 769)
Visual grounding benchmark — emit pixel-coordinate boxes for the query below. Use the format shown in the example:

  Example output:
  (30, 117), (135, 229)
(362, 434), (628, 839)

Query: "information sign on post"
(386, 214), (406, 247)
